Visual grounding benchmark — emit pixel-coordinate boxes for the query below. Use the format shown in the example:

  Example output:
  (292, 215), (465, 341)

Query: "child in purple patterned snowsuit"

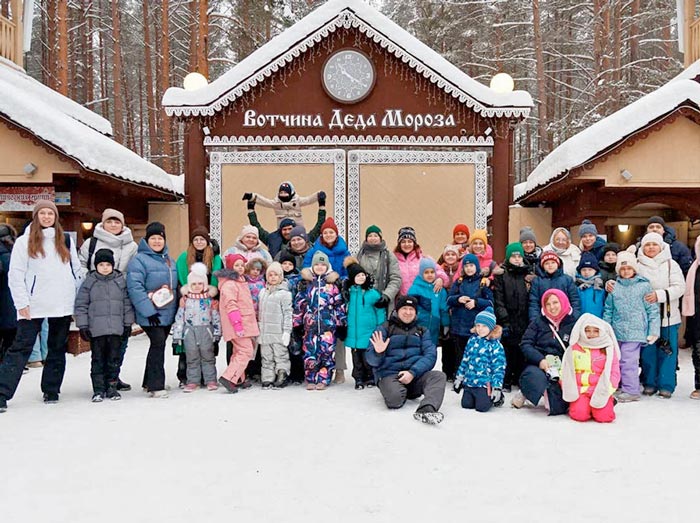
(245, 258), (267, 317)
(293, 251), (346, 390)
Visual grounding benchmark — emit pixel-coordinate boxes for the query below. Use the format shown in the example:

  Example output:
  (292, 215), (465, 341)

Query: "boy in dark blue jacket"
(367, 295), (447, 424)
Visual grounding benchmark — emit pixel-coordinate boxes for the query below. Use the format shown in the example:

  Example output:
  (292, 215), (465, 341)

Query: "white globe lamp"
(490, 72), (514, 94)
(183, 72), (209, 91)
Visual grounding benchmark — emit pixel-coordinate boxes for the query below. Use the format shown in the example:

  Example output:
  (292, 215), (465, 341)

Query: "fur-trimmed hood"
(470, 324), (503, 340)
(300, 267), (339, 283)
(180, 283), (218, 297)
(213, 268), (245, 282)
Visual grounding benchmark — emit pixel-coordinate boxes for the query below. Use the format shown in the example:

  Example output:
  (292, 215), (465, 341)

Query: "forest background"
(7, 0), (684, 181)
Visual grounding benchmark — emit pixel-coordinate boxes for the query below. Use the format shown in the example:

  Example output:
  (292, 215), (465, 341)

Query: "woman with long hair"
(0, 201), (82, 413)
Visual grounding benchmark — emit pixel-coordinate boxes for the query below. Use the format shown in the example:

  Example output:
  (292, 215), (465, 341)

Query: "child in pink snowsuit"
(215, 254), (260, 393)
(561, 313), (621, 423)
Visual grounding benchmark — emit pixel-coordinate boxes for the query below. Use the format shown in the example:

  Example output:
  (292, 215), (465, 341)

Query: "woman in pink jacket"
(393, 226), (449, 296)
(215, 253), (260, 393)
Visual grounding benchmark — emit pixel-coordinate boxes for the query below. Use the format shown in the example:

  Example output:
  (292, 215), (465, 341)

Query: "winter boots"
(218, 376), (239, 394)
(273, 370), (289, 389)
(413, 405), (444, 425)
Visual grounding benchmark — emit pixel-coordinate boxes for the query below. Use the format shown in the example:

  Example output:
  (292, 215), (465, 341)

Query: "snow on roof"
(671, 59), (700, 82)
(520, 74), (700, 201)
(0, 58), (113, 136)
(163, 0), (532, 118)
(0, 63), (177, 194)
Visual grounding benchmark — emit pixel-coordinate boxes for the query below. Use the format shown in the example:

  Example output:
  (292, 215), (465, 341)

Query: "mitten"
(318, 191), (326, 206)
(490, 387), (504, 407)
(172, 341), (184, 355)
(247, 200), (255, 210)
(79, 328), (92, 342)
(453, 377), (464, 394)
(374, 294), (390, 309)
(227, 310), (244, 336)
(147, 314), (161, 327)
(293, 325), (304, 339)
(282, 332), (291, 346)
(242, 192), (253, 201)
(123, 325), (132, 338)
(335, 325), (347, 341)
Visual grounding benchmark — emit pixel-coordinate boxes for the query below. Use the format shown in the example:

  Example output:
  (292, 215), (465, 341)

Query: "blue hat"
(577, 251), (600, 273)
(280, 218), (296, 229)
(475, 307), (497, 331)
(579, 219), (598, 238)
(419, 257), (436, 277)
(462, 253), (481, 274)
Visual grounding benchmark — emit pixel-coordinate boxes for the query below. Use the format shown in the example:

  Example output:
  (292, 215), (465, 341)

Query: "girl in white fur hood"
(561, 314), (620, 423)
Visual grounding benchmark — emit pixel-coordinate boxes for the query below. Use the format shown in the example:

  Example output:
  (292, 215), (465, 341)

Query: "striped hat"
(475, 307), (497, 331)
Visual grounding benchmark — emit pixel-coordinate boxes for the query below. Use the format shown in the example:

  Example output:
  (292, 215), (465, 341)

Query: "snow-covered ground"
(2, 334), (698, 522)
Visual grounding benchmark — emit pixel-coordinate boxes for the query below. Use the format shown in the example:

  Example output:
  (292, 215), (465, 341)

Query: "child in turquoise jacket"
(342, 258), (383, 389)
(575, 252), (606, 318)
(408, 258), (450, 346)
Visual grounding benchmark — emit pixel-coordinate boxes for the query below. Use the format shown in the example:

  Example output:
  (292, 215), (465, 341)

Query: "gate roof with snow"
(163, 0), (532, 121)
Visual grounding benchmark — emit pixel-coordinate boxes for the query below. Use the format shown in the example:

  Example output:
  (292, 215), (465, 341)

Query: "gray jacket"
(357, 240), (402, 300)
(257, 281), (293, 345)
(74, 270), (135, 337)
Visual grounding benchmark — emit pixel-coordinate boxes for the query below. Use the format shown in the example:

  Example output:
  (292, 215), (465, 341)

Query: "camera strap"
(549, 324), (568, 353)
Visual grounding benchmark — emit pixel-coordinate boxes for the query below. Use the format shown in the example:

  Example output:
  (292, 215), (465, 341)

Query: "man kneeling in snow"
(366, 295), (446, 424)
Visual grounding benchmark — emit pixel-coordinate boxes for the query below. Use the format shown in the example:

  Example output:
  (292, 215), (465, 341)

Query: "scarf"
(561, 313), (620, 409)
(575, 274), (604, 291)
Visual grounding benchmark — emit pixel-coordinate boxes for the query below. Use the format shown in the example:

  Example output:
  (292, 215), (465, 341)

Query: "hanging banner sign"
(243, 108), (457, 133)
(0, 186), (55, 212)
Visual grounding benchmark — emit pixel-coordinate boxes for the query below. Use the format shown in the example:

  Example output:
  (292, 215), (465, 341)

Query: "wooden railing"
(690, 17), (700, 66)
(0, 14), (16, 64)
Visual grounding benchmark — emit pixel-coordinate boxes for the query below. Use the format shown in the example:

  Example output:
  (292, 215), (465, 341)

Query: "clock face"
(322, 49), (376, 104)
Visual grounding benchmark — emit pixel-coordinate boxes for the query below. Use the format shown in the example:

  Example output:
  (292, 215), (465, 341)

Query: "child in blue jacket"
(575, 252), (606, 318)
(453, 308), (506, 412)
(408, 258), (450, 346)
(447, 254), (493, 372)
(342, 258), (383, 389)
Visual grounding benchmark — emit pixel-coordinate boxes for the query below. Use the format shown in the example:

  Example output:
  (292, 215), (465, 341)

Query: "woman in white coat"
(0, 201), (82, 412)
(635, 232), (685, 398)
(543, 227), (581, 278)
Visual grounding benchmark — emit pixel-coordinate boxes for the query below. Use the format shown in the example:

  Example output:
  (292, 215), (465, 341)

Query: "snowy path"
(2, 334), (698, 522)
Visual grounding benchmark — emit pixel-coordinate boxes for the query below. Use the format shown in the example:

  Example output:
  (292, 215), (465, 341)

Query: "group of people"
(1, 181), (699, 425)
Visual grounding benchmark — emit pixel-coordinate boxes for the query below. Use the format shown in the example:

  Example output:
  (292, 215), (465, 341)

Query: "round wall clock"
(322, 49), (376, 104)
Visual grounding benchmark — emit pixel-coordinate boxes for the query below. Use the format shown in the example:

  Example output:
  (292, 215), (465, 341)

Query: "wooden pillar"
(491, 119), (514, 262)
(684, 0), (697, 67)
(11, 0), (23, 68)
(184, 120), (207, 235)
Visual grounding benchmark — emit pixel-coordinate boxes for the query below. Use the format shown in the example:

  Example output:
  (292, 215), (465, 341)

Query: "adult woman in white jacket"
(635, 232), (685, 398)
(0, 201), (82, 412)
(543, 227), (581, 279)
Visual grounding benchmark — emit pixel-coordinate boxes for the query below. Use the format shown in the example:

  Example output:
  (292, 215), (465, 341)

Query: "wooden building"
(513, 61), (700, 248)
(0, 2), (184, 252)
(163, 0), (533, 259)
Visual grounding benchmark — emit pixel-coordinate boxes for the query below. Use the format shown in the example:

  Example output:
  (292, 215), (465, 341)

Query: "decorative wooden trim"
(204, 134), (494, 147)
